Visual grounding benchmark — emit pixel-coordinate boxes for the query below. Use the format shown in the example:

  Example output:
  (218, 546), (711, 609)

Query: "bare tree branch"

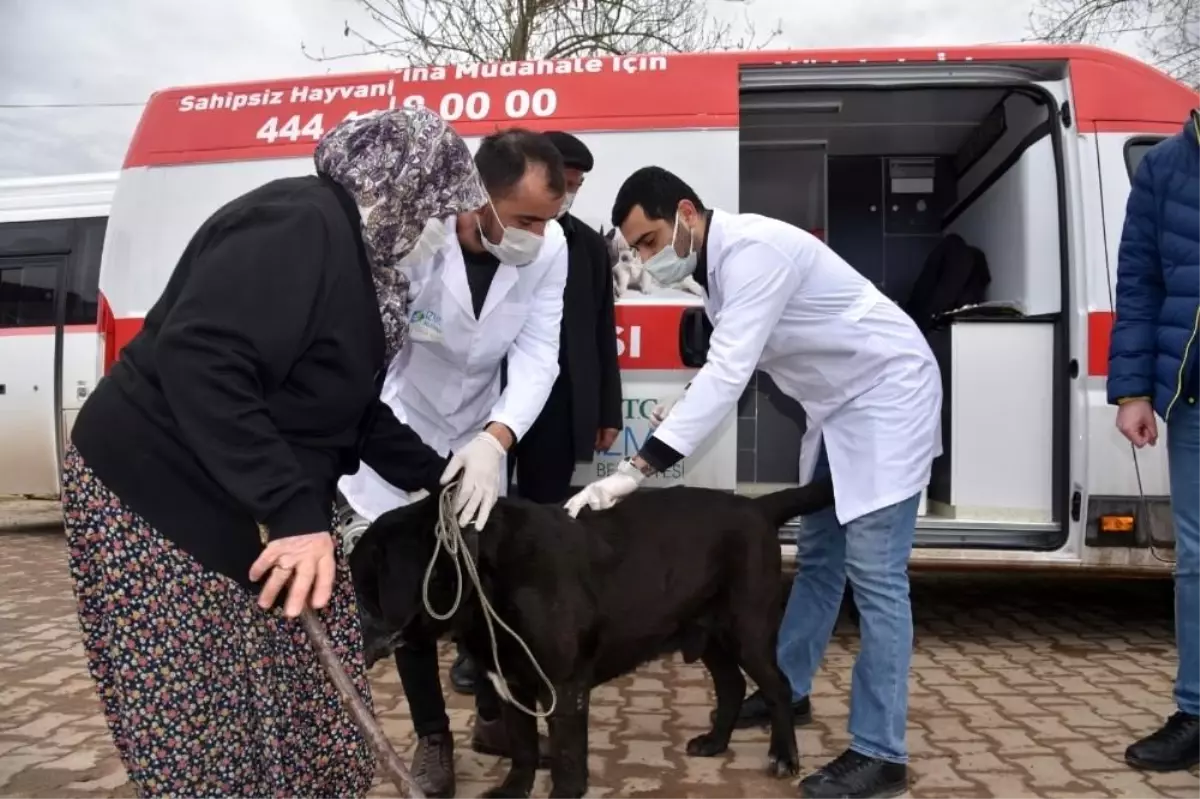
(1028, 0), (1200, 87)
(303, 0), (782, 66)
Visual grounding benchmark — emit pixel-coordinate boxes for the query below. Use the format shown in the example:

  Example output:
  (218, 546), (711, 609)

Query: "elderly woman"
(61, 107), (486, 798)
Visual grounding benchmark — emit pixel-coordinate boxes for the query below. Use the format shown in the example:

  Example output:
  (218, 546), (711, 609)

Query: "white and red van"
(7, 44), (1195, 572)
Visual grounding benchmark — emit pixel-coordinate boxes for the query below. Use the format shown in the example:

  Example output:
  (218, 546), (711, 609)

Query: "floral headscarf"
(315, 107), (487, 359)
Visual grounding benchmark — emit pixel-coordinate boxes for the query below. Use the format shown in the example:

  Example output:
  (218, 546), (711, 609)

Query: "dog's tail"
(752, 477), (835, 529)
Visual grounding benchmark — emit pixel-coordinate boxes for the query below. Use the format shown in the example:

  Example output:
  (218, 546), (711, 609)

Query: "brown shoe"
(471, 715), (552, 768)
(411, 732), (455, 798)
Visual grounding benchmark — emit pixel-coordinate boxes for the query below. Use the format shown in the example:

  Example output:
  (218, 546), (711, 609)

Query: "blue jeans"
(1169, 401), (1199, 716)
(777, 450), (919, 763)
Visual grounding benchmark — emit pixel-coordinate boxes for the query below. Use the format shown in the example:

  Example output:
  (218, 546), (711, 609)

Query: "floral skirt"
(61, 446), (377, 798)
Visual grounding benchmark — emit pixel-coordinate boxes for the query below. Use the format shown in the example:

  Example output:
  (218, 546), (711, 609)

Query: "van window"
(1125, 136), (1165, 178)
(0, 256), (60, 328)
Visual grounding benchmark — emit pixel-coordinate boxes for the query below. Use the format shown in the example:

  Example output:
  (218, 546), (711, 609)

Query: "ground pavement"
(1, 516), (1198, 798)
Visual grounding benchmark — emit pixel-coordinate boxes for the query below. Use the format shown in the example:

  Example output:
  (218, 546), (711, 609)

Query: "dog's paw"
(686, 732), (730, 757)
(767, 750), (801, 778)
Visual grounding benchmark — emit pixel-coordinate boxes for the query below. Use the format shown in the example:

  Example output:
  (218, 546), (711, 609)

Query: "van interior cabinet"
(926, 319), (1056, 523)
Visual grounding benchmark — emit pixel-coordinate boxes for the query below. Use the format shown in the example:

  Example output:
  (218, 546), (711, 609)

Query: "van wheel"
(335, 503), (370, 556)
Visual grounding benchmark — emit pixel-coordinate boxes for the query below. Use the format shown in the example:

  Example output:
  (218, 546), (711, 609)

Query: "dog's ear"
(348, 529), (384, 620)
(369, 501), (442, 629)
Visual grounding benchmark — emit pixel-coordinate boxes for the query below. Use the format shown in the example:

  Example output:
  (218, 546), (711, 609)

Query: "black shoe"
(450, 650), (476, 695)
(799, 749), (908, 799)
(1125, 711), (1200, 772)
(411, 732), (456, 798)
(708, 688), (813, 730)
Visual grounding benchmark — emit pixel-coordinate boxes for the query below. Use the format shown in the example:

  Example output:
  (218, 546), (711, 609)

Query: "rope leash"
(422, 480), (557, 719)
(1130, 442), (1176, 566)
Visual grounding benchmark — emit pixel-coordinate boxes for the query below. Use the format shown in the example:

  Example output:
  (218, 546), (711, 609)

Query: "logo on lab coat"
(408, 308), (444, 343)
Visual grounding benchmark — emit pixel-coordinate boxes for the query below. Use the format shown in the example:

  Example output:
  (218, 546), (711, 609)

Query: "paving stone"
(1, 531), (1197, 799)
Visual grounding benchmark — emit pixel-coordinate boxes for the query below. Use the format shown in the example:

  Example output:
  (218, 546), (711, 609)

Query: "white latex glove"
(649, 383), (689, 430)
(440, 431), (506, 529)
(649, 399), (674, 430)
(563, 460), (645, 518)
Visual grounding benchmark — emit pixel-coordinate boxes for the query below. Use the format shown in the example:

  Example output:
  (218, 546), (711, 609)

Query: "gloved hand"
(649, 383), (689, 430)
(563, 460), (645, 518)
(440, 431), (506, 529)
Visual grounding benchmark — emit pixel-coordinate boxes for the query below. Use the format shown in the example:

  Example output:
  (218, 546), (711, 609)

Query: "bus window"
(63, 218), (106, 325)
(0, 217), (105, 328)
(0, 255), (60, 327)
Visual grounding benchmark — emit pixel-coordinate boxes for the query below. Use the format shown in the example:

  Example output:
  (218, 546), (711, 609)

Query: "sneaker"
(799, 748), (908, 799)
(1125, 711), (1200, 772)
(411, 732), (455, 798)
(708, 688), (813, 730)
(471, 714), (552, 768)
(450, 650), (476, 695)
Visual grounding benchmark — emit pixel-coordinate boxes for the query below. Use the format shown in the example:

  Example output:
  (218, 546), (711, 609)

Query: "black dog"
(350, 480), (834, 798)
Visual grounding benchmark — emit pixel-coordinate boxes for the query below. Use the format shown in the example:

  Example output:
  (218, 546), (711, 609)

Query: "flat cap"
(544, 130), (594, 172)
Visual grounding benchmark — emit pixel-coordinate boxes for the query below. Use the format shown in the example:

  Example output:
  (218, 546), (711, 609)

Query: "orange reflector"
(1100, 514), (1135, 533)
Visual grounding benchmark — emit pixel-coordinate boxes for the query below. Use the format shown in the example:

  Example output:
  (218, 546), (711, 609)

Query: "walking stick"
(257, 522), (423, 797)
(300, 608), (427, 799)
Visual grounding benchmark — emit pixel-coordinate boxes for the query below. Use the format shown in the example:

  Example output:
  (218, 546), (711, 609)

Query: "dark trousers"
(509, 374), (577, 504)
(396, 630), (502, 737)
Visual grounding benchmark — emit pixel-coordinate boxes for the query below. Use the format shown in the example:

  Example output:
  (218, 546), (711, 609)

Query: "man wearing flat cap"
(450, 130), (622, 695)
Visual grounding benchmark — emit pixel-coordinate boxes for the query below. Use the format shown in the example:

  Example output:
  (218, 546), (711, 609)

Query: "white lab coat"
(339, 217), (569, 522)
(652, 209), (943, 525)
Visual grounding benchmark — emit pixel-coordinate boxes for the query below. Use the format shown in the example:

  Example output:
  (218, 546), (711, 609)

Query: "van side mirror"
(678, 306), (713, 368)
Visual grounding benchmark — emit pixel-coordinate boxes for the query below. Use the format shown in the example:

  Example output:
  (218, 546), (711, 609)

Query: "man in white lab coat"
(339, 129), (568, 799)
(564, 166), (942, 799)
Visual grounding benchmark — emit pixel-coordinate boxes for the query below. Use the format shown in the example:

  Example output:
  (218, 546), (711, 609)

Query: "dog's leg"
(546, 682), (590, 799)
(482, 681), (540, 799)
(686, 642), (745, 757)
(737, 641), (801, 778)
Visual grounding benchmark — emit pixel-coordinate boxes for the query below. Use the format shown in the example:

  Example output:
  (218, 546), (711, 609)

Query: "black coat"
(558, 213), (623, 457)
(71, 176), (448, 589)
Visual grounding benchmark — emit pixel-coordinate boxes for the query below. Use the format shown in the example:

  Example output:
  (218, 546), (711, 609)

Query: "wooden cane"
(300, 608), (427, 799)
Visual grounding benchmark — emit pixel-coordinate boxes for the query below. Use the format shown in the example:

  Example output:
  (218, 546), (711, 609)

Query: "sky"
(0, 0), (1149, 179)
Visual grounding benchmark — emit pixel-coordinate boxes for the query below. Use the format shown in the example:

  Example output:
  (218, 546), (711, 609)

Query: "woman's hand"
(249, 531), (336, 618)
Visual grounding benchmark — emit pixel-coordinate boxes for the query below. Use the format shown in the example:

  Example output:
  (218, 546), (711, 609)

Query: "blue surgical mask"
(478, 199), (543, 267)
(641, 213), (697, 285)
